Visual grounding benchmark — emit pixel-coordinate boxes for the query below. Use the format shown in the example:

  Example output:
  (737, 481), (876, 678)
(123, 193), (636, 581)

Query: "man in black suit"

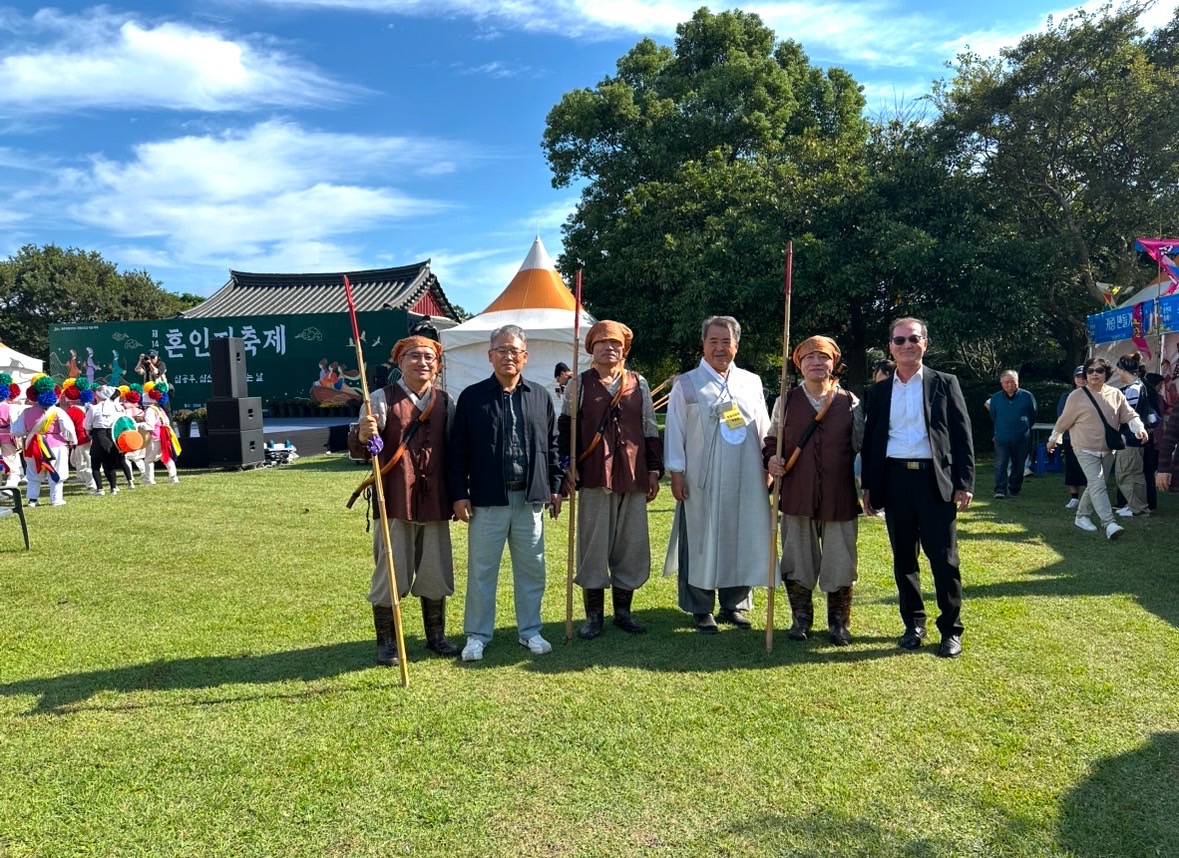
(861, 317), (974, 658)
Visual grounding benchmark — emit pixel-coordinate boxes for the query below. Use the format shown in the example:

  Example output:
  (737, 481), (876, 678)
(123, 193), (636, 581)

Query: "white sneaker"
(91, 489), (105, 497)
(1105, 522), (1125, 540)
(144, 479), (155, 486)
(26, 500), (37, 507)
(1064, 498), (1079, 510)
(110, 487), (119, 495)
(1115, 507), (1133, 518)
(519, 634), (552, 655)
(169, 476), (180, 484)
(50, 500), (66, 506)
(461, 638), (484, 662)
(1074, 515), (1097, 532)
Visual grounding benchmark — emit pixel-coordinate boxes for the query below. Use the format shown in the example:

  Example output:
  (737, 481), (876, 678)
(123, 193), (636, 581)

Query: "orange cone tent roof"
(480, 237), (576, 313)
(440, 237), (595, 396)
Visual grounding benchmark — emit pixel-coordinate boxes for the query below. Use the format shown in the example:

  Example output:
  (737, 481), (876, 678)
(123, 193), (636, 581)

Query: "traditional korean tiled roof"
(180, 262), (459, 320)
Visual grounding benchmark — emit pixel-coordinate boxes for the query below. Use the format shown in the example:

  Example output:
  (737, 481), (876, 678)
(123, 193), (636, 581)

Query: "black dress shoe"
(716, 609), (752, 629)
(938, 635), (962, 658)
(898, 627), (926, 650)
(693, 613), (719, 634)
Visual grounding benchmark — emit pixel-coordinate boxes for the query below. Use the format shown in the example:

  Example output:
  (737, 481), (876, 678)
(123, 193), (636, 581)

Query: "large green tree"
(543, 7), (868, 380)
(0, 244), (200, 359)
(931, 2), (1179, 365)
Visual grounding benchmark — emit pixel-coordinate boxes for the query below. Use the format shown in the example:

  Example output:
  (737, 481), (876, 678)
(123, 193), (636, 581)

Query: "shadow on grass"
(0, 641), (373, 716)
(1058, 731), (1179, 858)
(960, 491), (1179, 628)
(461, 607), (908, 675)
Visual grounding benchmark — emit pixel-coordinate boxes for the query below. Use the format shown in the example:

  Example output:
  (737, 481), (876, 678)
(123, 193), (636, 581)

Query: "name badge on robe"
(720, 404), (747, 445)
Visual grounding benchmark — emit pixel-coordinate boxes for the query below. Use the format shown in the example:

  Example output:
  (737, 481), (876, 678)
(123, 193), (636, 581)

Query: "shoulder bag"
(1081, 387), (1125, 451)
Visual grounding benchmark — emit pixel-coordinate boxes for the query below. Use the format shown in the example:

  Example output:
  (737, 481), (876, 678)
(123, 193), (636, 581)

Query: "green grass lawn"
(1, 456), (1177, 857)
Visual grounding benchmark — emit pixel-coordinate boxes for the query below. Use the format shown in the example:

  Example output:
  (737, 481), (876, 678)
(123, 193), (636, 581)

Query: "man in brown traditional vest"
(765, 335), (863, 645)
(559, 320), (664, 639)
(350, 335), (459, 665)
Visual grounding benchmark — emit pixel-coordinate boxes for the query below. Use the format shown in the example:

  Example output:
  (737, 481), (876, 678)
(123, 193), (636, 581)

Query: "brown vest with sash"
(778, 386), (859, 521)
(378, 384), (451, 522)
(576, 369), (647, 493)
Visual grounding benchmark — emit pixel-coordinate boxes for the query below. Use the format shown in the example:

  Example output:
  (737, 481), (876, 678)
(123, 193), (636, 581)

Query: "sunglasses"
(1085, 368), (1106, 375)
(891, 335), (924, 346)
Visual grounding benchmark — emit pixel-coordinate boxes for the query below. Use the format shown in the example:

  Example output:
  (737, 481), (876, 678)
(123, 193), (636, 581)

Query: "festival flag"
(1134, 238), (1179, 296)
(1130, 302), (1153, 360)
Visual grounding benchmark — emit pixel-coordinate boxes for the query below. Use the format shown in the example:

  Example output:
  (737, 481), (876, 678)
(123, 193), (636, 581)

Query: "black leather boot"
(422, 597), (460, 657)
(785, 580), (813, 641)
(828, 587), (852, 646)
(612, 588), (646, 634)
(579, 588), (605, 639)
(372, 603), (399, 666)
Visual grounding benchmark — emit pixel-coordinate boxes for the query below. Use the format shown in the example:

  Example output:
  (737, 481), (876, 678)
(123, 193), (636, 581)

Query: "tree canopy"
(543, 3), (1179, 385)
(0, 244), (201, 359)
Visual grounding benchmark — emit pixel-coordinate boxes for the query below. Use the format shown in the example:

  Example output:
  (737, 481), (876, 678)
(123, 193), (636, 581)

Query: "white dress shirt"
(886, 365), (934, 459)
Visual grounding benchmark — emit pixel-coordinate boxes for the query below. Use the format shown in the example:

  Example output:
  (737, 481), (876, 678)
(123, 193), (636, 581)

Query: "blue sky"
(1, 0), (1171, 316)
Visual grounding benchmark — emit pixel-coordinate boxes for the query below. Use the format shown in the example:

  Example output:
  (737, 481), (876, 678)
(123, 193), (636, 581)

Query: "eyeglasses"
(492, 347), (526, 359)
(403, 352), (437, 364)
(1085, 368), (1106, 375)
(891, 335), (925, 346)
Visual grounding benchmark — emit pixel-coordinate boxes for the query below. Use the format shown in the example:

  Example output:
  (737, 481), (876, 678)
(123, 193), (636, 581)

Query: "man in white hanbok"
(663, 316), (772, 633)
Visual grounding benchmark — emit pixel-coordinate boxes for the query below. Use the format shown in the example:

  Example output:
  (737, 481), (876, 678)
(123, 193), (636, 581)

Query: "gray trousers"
(368, 518), (455, 606)
(778, 515), (858, 593)
(575, 488), (651, 591)
(1076, 450), (1116, 527)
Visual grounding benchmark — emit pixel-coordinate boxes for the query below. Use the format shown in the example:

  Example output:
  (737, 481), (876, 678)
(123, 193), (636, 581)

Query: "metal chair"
(0, 486), (30, 550)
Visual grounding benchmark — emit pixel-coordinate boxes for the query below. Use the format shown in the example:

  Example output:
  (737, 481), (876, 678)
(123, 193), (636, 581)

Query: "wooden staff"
(564, 270), (583, 643)
(648, 375), (675, 399)
(765, 241), (793, 654)
(343, 276), (409, 687)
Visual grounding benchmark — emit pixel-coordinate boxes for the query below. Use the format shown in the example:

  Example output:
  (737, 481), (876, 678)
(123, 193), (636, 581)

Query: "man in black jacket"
(861, 317), (974, 658)
(448, 325), (564, 662)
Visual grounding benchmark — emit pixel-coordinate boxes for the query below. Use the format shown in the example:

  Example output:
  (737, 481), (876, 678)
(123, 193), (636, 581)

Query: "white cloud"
(0, 8), (359, 113)
(47, 120), (465, 267)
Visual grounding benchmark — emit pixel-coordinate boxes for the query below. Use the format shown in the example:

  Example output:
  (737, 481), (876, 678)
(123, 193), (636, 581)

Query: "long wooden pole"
(344, 276), (409, 686)
(564, 270), (583, 644)
(765, 241), (793, 654)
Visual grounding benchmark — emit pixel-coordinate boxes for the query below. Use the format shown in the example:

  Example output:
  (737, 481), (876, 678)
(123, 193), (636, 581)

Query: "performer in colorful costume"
(142, 382), (180, 484)
(0, 373), (25, 487)
(63, 380), (99, 492)
(84, 385), (129, 495)
(349, 336), (459, 665)
(16, 375), (76, 506)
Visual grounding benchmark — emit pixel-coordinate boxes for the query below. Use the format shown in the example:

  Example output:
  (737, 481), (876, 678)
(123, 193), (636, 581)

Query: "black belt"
(887, 458), (931, 470)
(505, 480), (526, 491)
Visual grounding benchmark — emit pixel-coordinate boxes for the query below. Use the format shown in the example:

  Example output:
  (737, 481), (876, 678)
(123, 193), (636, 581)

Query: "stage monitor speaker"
(208, 429), (264, 468)
(210, 336), (248, 399)
(207, 397), (263, 433)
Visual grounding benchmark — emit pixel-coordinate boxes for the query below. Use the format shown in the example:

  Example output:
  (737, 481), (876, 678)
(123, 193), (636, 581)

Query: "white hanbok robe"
(662, 359), (772, 592)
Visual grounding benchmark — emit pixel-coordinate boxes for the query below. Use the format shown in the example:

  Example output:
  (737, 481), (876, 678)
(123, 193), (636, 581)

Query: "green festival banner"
(49, 310), (409, 410)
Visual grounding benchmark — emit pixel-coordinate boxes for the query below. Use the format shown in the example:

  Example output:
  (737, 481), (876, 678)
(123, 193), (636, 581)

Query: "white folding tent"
(0, 343), (44, 386)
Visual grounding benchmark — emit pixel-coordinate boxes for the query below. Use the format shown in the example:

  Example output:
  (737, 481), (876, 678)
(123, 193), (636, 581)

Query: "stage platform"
(177, 417), (355, 469)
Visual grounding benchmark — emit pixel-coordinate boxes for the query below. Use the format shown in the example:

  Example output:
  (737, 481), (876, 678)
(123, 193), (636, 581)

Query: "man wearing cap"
(559, 320), (663, 639)
(351, 335), (459, 666)
(552, 362), (572, 410)
(663, 315), (772, 633)
(861, 317), (974, 658)
(135, 350), (168, 385)
(764, 336), (863, 645)
(448, 325), (565, 662)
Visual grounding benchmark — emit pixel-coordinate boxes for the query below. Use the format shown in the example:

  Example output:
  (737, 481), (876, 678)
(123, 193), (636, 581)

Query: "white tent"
(0, 342), (44, 387)
(442, 238), (595, 397)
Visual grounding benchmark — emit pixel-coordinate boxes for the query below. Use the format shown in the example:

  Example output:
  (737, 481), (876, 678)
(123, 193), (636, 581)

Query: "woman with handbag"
(1047, 357), (1148, 540)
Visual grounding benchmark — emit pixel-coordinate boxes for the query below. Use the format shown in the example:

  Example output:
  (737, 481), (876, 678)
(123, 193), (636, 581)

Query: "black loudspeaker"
(208, 429), (264, 468)
(207, 397), (263, 432)
(210, 336), (248, 399)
